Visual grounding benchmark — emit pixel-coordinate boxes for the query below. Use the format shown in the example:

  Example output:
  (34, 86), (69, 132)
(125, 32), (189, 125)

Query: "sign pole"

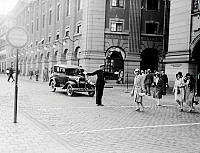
(6, 26), (28, 123)
(14, 49), (19, 123)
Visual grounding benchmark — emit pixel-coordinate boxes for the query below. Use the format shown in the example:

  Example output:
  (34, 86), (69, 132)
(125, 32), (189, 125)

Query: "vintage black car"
(49, 64), (95, 96)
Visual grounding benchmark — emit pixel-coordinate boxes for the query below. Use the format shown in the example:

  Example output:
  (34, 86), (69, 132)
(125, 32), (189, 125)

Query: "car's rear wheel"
(66, 84), (74, 96)
(50, 80), (56, 92)
(88, 86), (95, 97)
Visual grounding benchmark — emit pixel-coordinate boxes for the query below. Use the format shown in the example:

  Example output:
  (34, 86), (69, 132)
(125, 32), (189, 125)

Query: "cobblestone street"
(1, 75), (200, 153)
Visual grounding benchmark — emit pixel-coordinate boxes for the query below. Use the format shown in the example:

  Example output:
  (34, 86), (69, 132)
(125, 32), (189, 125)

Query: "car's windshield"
(65, 68), (84, 76)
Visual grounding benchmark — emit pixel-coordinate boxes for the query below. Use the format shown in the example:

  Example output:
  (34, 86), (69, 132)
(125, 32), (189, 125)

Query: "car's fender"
(49, 78), (59, 86)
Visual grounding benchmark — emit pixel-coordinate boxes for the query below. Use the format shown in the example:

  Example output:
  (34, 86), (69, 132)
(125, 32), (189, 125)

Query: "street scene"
(1, 0), (200, 152)
(1, 74), (200, 153)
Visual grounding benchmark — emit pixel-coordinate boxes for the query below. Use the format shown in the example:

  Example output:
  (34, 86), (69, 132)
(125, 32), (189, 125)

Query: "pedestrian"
(117, 69), (124, 84)
(184, 73), (197, 112)
(173, 72), (185, 112)
(7, 67), (15, 82)
(140, 70), (146, 89)
(152, 72), (164, 106)
(29, 71), (33, 80)
(144, 69), (154, 96)
(160, 70), (168, 95)
(35, 70), (39, 81)
(87, 65), (106, 106)
(131, 69), (145, 111)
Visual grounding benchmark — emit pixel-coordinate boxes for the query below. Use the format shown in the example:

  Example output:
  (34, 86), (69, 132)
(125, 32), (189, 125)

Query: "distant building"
(0, 15), (16, 72)
(3, 0), (169, 83)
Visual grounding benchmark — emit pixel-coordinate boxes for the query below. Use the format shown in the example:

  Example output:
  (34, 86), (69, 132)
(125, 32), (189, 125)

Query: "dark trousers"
(96, 86), (104, 105)
(145, 83), (151, 95)
(8, 74), (14, 82)
(163, 85), (166, 95)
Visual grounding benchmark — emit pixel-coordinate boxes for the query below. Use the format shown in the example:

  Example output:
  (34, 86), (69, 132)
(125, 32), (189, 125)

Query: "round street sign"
(6, 26), (28, 48)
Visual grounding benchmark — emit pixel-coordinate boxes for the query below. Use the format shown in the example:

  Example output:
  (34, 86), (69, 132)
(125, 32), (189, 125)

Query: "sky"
(0, 0), (18, 15)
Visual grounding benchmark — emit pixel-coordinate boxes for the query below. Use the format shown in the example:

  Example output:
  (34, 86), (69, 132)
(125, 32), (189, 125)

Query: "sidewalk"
(0, 106), (72, 153)
(0, 75), (72, 153)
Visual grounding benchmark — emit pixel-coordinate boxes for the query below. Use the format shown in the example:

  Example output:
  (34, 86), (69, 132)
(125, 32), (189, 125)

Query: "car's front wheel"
(50, 80), (56, 92)
(66, 84), (74, 96)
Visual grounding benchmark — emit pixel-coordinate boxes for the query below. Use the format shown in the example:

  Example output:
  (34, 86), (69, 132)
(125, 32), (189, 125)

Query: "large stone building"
(165, 0), (200, 94)
(3, 0), (169, 83)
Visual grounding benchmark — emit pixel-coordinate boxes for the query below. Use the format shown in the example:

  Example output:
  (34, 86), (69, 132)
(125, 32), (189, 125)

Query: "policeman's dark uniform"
(87, 67), (105, 106)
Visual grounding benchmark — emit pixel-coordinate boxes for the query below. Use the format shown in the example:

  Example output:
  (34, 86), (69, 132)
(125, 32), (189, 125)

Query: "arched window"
(74, 47), (80, 60)
(57, 3), (61, 21)
(55, 51), (58, 58)
(63, 49), (68, 59)
(47, 52), (50, 60)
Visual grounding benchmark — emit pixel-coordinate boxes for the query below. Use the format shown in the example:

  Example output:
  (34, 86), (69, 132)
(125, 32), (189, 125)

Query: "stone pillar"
(81, 0), (106, 72)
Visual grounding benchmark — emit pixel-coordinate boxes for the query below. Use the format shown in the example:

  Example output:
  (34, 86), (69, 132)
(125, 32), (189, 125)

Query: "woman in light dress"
(173, 72), (185, 111)
(131, 69), (145, 111)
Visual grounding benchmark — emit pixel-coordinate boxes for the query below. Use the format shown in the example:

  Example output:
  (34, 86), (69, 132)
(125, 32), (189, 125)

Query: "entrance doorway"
(193, 40), (200, 96)
(105, 47), (125, 80)
(141, 48), (158, 72)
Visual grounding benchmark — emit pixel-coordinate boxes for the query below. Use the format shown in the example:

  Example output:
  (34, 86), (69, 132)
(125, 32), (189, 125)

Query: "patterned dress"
(132, 75), (143, 103)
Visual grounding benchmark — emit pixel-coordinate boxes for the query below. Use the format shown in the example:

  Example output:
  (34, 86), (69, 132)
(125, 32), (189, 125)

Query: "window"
(146, 22), (159, 34)
(65, 27), (69, 37)
(110, 21), (123, 32)
(57, 3), (60, 21)
(36, 18), (39, 31)
(77, 24), (81, 34)
(31, 21), (34, 33)
(41, 39), (44, 44)
(48, 36), (51, 42)
(66, 0), (70, 16)
(112, 0), (124, 8)
(56, 31), (60, 40)
(77, 0), (81, 11)
(147, 0), (159, 10)
(42, 14), (45, 28)
(49, 9), (52, 25)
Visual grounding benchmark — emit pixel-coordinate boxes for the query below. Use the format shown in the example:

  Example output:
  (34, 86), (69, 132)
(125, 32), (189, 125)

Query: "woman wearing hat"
(184, 73), (197, 112)
(131, 68), (145, 111)
(152, 72), (164, 106)
(173, 72), (185, 111)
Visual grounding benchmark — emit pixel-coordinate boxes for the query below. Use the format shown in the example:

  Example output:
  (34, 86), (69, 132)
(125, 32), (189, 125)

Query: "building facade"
(4, 0), (169, 83)
(0, 15), (17, 73)
(165, 0), (200, 94)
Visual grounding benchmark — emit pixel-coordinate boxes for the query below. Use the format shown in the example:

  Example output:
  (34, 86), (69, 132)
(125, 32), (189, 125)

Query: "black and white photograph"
(0, 0), (200, 152)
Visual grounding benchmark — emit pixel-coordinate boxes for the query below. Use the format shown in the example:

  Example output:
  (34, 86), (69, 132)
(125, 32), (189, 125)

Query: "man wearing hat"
(144, 69), (154, 96)
(87, 65), (106, 106)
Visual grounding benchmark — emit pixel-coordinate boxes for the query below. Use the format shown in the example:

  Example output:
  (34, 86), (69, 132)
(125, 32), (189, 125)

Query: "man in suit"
(144, 69), (154, 96)
(161, 70), (168, 95)
(87, 65), (105, 106)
